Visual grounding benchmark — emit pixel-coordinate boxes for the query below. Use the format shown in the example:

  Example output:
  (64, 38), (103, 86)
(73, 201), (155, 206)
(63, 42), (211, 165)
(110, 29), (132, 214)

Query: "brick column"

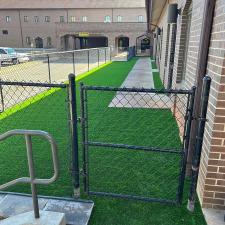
(197, 0), (225, 209)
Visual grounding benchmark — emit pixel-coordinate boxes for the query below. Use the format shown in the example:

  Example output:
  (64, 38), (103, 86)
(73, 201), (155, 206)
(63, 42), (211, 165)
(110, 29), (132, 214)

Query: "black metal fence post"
(177, 86), (196, 205)
(109, 46), (112, 61)
(187, 76), (211, 212)
(98, 49), (100, 67)
(72, 51), (75, 75)
(0, 80), (4, 112)
(105, 48), (107, 63)
(68, 74), (80, 197)
(80, 82), (88, 193)
(87, 50), (90, 71)
(47, 54), (51, 83)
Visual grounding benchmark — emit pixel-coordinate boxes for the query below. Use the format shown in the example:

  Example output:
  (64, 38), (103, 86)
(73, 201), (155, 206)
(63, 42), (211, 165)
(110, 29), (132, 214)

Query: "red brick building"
(0, 0), (147, 50)
(151, 0), (225, 213)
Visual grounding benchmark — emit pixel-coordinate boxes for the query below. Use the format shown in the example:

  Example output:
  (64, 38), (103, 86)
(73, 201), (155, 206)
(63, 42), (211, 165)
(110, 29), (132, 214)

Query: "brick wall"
(197, 0), (225, 209)
(153, 0), (225, 209)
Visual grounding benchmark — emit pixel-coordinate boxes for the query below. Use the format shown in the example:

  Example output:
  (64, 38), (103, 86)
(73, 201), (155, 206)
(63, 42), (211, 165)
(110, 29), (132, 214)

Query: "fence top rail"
(29, 47), (110, 57)
(81, 85), (195, 95)
(0, 80), (67, 88)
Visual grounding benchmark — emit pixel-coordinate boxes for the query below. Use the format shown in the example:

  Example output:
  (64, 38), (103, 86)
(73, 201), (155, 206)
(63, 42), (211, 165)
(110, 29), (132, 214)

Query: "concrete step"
(0, 210), (66, 225)
(0, 193), (94, 225)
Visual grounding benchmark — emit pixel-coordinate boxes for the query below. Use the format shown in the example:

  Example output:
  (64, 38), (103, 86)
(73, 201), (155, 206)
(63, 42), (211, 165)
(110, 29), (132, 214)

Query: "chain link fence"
(0, 47), (110, 83)
(80, 85), (195, 204)
(0, 81), (75, 197)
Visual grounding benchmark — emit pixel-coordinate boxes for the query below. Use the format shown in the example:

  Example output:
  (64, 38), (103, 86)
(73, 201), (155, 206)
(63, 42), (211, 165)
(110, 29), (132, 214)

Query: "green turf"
(0, 58), (206, 225)
(151, 59), (164, 89)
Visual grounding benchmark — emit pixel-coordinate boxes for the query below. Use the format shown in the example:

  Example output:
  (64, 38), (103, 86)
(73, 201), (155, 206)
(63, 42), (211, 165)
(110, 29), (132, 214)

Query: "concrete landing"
(203, 208), (225, 225)
(0, 194), (94, 225)
(0, 211), (66, 225)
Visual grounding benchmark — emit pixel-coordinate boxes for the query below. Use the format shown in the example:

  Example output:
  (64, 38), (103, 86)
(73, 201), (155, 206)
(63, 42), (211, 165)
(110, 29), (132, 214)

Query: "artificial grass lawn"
(0, 58), (206, 225)
(151, 59), (164, 89)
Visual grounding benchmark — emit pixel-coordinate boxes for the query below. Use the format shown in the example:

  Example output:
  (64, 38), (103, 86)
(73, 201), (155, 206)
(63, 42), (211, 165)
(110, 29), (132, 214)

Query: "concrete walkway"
(109, 58), (173, 109)
(120, 57), (154, 89)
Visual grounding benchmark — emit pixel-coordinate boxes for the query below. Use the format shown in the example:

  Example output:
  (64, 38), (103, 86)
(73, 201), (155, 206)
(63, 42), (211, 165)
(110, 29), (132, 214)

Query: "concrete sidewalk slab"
(109, 58), (173, 108)
(119, 58), (154, 89)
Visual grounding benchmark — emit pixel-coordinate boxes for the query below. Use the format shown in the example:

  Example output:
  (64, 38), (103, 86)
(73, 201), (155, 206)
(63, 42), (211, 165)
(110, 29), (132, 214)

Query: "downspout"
(186, 0), (215, 176)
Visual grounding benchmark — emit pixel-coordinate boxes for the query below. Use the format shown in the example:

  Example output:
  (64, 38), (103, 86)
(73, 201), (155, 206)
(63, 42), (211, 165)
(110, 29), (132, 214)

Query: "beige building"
(151, 0), (225, 212)
(0, 0), (147, 50)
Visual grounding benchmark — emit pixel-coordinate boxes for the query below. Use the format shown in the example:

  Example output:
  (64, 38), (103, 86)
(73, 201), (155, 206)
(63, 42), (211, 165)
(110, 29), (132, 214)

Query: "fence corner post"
(47, 54), (51, 83)
(68, 73), (80, 198)
(187, 75), (211, 212)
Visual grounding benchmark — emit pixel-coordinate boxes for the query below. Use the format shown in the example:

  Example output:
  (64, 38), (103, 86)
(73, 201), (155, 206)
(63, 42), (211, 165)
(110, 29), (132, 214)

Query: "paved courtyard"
(0, 50), (110, 111)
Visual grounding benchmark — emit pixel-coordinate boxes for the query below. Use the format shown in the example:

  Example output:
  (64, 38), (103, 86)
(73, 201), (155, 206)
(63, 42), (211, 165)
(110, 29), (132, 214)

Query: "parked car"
(0, 47), (30, 65)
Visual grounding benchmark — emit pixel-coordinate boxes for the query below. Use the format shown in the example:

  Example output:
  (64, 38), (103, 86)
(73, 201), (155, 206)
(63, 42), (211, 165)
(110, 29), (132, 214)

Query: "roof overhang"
(146, 0), (168, 31)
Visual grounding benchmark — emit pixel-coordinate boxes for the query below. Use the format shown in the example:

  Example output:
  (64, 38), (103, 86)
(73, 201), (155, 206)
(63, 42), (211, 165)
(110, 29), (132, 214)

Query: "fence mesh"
(82, 87), (192, 202)
(0, 47), (110, 83)
(0, 83), (73, 197)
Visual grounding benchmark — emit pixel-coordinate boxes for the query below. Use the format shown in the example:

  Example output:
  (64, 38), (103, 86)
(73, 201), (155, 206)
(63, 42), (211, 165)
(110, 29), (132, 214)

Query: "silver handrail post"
(0, 129), (59, 219)
(25, 134), (40, 219)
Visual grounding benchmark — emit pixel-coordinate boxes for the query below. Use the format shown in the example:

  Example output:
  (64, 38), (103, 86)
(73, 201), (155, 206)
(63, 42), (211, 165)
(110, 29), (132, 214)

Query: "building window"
(82, 16), (87, 22)
(26, 36), (31, 45)
(60, 16), (65, 23)
(34, 16), (39, 23)
(47, 37), (52, 46)
(70, 16), (76, 22)
(138, 15), (143, 22)
(24, 16), (28, 22)
(45, 16), (50, 22)
(117, 15), (122, 22)
(2, 30), (8, 35)
(104, 15), (111, 23)
(6, 16), (11, 23)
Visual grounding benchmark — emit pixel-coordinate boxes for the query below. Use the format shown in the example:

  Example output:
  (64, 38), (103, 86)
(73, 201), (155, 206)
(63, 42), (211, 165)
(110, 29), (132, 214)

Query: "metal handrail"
(0, 129), (59, 219)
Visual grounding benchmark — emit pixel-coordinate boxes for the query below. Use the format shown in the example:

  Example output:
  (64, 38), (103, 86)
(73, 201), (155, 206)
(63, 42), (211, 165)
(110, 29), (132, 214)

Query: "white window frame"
(45, 16), (50, 22)
(24, 16), (28, 22)
(82, 16), (87, 22)
(60, 16), (65, 23)
(34, 16), (39, 23)
(6, 16), (11, 23)
(138, 15), (143, 22)
(47, 37), (52, 46)
(26, 36), (31, 45)
(117, 15), (122, 22)
(70, 16), (76, 22)
(104, 15), (111, 23)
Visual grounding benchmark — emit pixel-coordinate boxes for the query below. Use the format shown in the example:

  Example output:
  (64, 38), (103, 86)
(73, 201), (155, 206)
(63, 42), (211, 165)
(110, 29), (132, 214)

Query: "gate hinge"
(79, 169), (87, 177)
